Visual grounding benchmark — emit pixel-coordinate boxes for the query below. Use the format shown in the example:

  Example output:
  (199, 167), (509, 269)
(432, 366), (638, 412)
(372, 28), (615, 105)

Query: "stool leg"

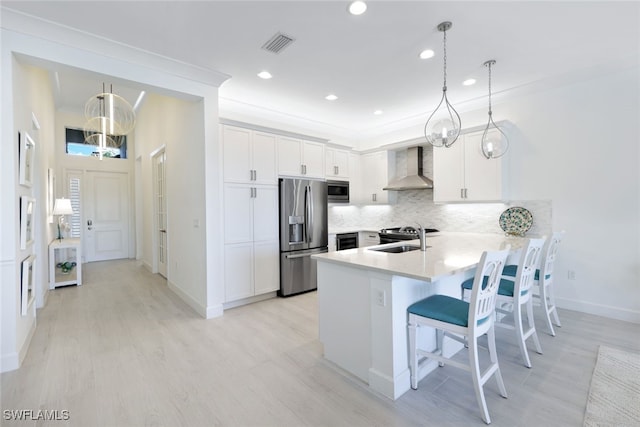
(436, 329), (445, 367)
(515, 301), (532, 368)
(488, 325), (507, 399)
(408, 322), (418, 390)
(540, 282), (557, 336)
(469, 334), (491, 424)
(527, 298), (543, 354)
(547, 283), (562, 328)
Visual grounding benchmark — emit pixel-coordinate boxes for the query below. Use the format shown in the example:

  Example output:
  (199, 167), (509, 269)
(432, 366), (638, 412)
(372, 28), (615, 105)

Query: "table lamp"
(52, 198), (74, 241)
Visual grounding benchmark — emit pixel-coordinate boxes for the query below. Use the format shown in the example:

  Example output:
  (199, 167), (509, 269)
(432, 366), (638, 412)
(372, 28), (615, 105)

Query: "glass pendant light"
(481, 60), (509, 159)
(424, 21), (461, 148)
(84, 84), (135, 144)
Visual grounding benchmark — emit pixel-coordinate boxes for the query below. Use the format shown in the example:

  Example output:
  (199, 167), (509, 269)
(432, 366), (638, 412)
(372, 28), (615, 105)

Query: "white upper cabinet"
(222, 125), (277, 185)
(325, 148), (350, 180)
(359, 150), (394, 204)
(277, 136), (325, 178)
(433, 130), (506, 202)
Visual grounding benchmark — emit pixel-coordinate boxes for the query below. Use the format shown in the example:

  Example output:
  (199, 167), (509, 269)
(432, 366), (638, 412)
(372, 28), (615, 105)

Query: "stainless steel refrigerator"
(279, 178), (328, 297)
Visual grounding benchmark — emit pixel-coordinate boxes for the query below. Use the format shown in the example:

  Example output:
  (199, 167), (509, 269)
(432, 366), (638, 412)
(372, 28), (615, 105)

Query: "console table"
(49, 238), (82, 289)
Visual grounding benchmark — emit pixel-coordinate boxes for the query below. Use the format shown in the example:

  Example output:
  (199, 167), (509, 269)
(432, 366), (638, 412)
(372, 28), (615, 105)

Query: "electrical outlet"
(376, 290), (386, 307)
(568, 270), (576, 280)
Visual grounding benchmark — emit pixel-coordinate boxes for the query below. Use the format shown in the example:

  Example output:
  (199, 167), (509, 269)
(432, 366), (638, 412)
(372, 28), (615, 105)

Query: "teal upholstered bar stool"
(501, 232), (564, 336)
(463, 238), (546, 368)
(408, 248), (510, 425)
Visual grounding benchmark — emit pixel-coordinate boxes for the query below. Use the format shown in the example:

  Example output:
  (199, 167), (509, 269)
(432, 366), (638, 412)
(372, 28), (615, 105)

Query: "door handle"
(87, 219), (93, 230)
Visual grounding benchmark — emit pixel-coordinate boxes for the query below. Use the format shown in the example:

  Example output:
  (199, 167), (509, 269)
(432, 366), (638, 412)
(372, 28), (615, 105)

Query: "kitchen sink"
(369, 245), (425, 253)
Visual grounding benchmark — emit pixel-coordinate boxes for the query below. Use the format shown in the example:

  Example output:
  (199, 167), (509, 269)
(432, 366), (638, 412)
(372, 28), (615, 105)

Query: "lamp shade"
(52, 198), (74, 215)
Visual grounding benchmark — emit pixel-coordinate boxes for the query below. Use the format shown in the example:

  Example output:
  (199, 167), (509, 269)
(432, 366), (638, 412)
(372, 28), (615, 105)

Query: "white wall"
(0, 56), (56, 372)
(489, 65), (639, 321)
(135, 93), (210, 314)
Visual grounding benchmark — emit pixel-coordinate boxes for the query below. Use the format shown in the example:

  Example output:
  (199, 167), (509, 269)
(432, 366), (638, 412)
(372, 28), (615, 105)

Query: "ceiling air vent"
(262, 32), (295, 54)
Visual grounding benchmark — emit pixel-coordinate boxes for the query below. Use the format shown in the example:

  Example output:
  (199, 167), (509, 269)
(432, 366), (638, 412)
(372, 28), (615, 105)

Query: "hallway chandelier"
(424, 21), (461, 148)
(480, 60), (509, 159)
(83, 83), (135, 158)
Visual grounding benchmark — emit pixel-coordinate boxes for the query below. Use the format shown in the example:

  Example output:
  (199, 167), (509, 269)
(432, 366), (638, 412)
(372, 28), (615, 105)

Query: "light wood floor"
(2, 259), (639, 427)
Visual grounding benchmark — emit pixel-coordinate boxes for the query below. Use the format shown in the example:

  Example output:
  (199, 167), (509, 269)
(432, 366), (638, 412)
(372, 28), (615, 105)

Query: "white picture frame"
(20, 196), (35, 250)
(21, 254), (36, 316)
(19, 131), (36, 187)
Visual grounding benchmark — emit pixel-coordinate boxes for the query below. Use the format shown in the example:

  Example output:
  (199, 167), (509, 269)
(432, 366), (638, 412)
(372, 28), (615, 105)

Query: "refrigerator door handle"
(304, 185), (309, 243)
(284, 252), (313, 260)
(284, 247), (327, 259)
(307, 185), (314, 243)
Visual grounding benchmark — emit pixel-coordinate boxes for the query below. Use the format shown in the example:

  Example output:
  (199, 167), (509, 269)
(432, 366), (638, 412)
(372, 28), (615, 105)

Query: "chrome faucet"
(416, 223), (428, 251)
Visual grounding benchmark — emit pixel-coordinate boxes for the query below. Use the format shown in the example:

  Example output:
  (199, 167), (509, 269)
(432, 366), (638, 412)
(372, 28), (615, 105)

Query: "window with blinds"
(68, 177), (81, 238)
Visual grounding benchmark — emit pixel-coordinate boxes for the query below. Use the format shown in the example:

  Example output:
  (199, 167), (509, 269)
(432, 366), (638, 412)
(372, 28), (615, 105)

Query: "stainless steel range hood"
(383, 146), (434, 190)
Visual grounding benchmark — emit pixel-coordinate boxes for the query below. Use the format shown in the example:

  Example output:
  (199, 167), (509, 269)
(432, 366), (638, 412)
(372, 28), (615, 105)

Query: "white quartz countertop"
(313, 232), (528, 282)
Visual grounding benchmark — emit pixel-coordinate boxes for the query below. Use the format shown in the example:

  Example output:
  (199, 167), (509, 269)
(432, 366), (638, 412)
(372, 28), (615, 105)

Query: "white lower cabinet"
(224, 240), (280, 301)
(358, 231), (380, 247)
(253, 240), (280, 295)
(328, 234), (337, 252)
(223, 183), (279, 303)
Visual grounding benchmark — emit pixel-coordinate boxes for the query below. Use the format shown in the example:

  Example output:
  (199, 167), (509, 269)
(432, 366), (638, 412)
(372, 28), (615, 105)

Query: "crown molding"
(1, 7), (230, 89)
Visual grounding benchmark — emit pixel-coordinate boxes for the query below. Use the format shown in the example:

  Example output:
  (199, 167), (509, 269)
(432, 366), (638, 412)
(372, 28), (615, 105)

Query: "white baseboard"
(1, 352), (19, 373)
(141, 260), (153, 273)
(167, 280), (207, 318)
(1, 316), (37, 373)
(18, 319), (37, 366)
(206, 304), (223, 319)
(222, 292), (277, 310)
(557, 297), (640, 324)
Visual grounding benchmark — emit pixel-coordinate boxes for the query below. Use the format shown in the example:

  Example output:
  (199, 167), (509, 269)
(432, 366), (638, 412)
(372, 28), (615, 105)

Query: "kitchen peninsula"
(312, 232), (525, 400)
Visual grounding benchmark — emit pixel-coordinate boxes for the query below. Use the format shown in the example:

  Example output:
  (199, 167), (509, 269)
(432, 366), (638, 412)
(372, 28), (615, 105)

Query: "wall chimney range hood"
(383, 146), (434, 191)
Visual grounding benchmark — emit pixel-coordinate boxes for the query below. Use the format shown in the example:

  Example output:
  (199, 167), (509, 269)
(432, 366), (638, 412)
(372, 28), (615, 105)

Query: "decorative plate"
(499, 207), (533, 237)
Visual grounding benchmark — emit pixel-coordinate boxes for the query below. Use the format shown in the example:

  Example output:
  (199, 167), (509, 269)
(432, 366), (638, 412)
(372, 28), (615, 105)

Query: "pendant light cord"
(487, 61), (492, 115)
(442, 29), (448, 91)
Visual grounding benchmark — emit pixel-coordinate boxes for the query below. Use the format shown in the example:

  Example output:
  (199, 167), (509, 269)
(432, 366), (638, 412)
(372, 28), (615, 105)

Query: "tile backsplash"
(329, 191), (552, 237)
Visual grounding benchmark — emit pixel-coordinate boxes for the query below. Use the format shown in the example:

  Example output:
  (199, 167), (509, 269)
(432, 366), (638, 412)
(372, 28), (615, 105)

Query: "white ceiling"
(3, 1), (639, 147)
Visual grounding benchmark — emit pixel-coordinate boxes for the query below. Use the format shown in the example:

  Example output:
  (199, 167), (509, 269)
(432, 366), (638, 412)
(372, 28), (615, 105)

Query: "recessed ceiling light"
(419, 49), (435, 59)
(325, 94), (338, 101)
(463, 78), (476, 86)
(373, 110), (383, 115)
(257, 71), (272, 79)
(348, 1), (367, 15)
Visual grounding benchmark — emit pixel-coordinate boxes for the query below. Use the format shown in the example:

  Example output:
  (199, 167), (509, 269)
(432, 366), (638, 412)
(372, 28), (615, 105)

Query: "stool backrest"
(469, 248), (510, 335)
(515, 237), (546, 301)
(539, 231), (565, 287)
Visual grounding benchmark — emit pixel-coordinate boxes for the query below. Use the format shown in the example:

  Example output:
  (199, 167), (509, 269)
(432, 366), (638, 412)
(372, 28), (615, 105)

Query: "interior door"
(153, 149), (168, 277)
(85, 171), (130, 262)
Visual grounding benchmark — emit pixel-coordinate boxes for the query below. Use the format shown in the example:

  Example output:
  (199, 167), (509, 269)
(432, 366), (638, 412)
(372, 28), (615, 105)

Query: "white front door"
(85, 171), (130, 262)
(152, 149), (168, 277)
